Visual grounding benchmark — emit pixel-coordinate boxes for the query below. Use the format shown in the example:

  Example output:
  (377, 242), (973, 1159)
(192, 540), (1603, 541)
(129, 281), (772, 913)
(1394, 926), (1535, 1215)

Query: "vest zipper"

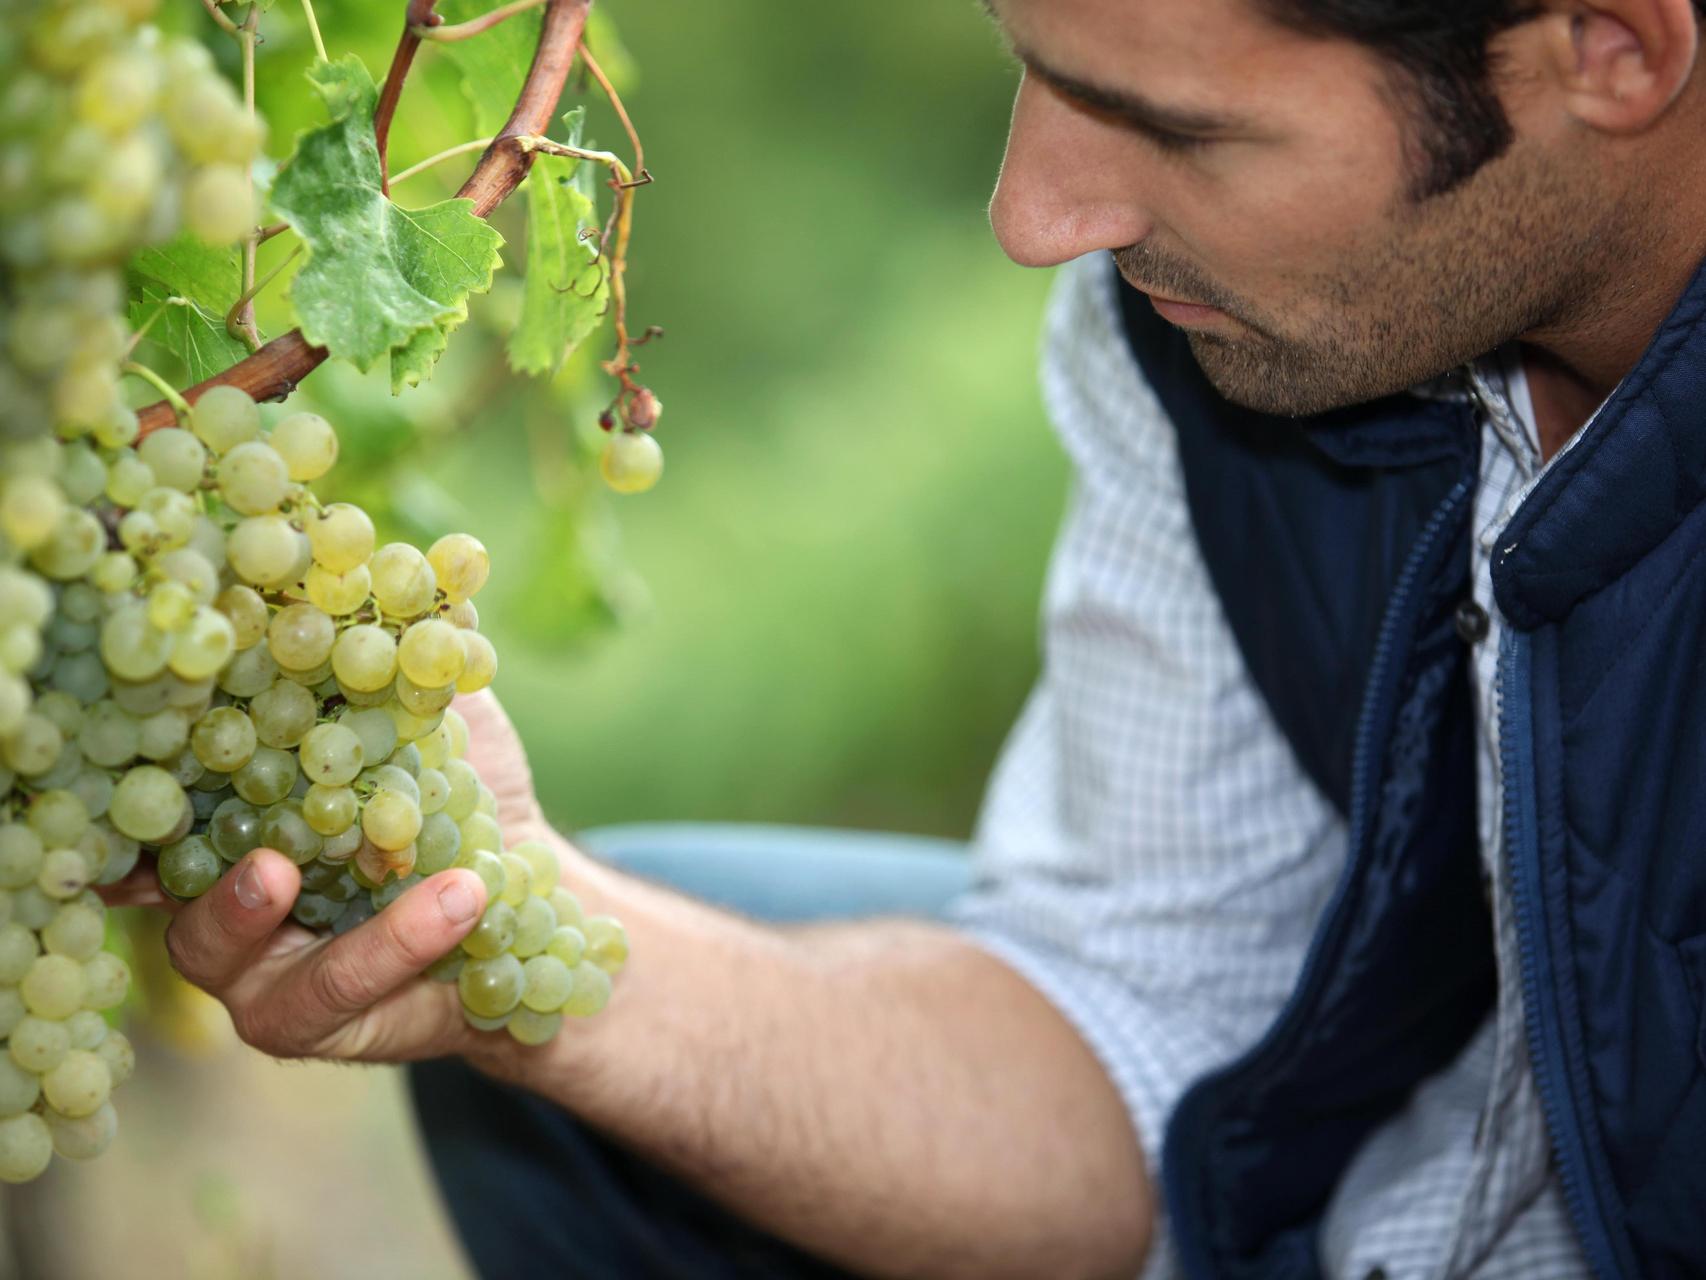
(1497, 631), (1625, 1280)
(1165, 469), (1475, 1280)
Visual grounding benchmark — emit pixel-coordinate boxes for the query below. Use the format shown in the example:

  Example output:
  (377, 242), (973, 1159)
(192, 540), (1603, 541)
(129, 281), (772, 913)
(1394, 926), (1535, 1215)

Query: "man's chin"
(1184, 332), (1410, 419)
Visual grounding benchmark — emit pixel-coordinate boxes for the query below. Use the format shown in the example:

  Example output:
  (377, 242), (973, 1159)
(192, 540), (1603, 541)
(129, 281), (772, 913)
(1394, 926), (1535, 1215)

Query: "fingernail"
(234, 858), (270, 910)
(438, 877), (479, 925)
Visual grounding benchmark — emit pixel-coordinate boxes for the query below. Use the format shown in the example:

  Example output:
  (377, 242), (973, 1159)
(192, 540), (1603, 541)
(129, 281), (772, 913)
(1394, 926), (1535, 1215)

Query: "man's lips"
(1118, 271), (1225, 325)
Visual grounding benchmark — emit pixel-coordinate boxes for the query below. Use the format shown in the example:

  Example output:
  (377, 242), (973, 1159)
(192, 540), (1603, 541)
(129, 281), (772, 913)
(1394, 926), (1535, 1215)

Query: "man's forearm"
(479, 836), (1152, 1280)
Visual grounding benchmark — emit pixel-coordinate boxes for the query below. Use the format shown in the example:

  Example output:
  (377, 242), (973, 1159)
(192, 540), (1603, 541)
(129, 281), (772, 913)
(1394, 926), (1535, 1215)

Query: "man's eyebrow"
(975, 0), (1246, 136)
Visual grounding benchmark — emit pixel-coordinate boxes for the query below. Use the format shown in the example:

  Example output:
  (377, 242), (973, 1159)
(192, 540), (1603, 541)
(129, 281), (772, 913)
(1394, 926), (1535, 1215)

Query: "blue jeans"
(408, 824), (972, 1280)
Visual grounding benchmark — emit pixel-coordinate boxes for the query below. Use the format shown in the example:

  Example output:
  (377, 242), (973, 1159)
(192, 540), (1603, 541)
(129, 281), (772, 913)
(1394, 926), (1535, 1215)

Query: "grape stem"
(414, 0), (547, 41)
(237, 3), (263, 352)
(375, 0), (441, 196)
(390, 137), (496, 187)
(198, 0), (240, 37)
(122, 363), (194, 422)
(225, 245), (303, 342)
(135, 0), (595, 436)
(300, 0), (329, 61)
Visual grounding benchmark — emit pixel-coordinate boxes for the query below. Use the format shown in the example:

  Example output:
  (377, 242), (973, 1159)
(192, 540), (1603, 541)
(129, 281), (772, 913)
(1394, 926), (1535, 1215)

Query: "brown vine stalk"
(136, 0), (593, 436)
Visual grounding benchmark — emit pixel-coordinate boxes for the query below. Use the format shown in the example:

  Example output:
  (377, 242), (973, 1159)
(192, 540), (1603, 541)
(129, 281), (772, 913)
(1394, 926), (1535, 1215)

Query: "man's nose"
(988, 74), (1152, 268)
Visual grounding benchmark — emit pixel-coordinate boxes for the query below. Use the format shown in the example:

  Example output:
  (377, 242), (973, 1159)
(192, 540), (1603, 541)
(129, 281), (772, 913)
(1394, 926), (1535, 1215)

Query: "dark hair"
(1257, 1), (1706, 199)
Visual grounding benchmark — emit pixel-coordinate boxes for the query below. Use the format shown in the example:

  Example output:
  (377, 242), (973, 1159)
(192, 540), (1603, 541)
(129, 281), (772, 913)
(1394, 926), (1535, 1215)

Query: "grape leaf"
(435, 0), (550, 136)
(508, 111), (609, 377)
(127, 236), (251, 384)
(269, 56), (504, 378)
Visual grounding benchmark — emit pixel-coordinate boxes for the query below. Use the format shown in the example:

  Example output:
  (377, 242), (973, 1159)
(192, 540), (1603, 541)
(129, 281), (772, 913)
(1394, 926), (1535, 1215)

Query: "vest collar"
(1493, 252), (1706, 630)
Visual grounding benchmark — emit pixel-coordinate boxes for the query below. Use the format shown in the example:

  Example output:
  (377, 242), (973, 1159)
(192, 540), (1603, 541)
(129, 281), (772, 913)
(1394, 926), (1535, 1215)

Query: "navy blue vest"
(1115, 256), (1706, 1280)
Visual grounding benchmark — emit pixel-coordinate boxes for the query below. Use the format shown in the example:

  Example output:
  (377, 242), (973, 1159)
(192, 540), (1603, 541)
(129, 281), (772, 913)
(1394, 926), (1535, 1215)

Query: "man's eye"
(1141, 126), (1210, 155)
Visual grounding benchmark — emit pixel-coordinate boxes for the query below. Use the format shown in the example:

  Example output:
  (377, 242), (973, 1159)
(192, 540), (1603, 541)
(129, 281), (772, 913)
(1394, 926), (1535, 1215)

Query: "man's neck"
(1521, 236), (1706, 464)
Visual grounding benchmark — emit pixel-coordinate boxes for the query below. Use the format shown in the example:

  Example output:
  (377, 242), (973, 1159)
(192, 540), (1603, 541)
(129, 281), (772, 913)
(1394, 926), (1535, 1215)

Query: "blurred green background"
(235, 0), (1071, 843)
(11, 2), (1072, 1276)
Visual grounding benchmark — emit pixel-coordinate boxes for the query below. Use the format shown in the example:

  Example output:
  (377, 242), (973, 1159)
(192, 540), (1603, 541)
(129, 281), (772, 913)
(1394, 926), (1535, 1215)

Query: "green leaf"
(127, 235), (251, 384)
(269, 56), (504, 378)
(435, 0), (551, 136)
(508, 110), (609, 377)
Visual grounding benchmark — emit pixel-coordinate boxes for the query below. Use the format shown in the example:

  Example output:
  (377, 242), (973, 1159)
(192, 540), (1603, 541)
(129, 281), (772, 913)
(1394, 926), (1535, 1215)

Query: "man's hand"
(102, 851), (493, 1065)
(454, 690), (550, 842)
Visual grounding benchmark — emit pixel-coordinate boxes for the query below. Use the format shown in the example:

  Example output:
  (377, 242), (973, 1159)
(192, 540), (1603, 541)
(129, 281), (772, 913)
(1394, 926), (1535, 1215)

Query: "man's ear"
(1535, 0), (1699, 133)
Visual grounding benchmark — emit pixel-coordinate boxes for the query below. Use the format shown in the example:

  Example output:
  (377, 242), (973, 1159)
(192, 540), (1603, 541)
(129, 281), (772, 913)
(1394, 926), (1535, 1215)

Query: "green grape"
(169, 608), (236, 681)
(214, 584), (268, 650)
(64, 1011), (108, 1053)
(93, 1030), (133, 1088)
(0, 676), (29, 739)
(506, 1007), (562, 1047)
(561, 961), (612, 1018)
(42, 902), (104, 962)
(385, 700), (441, 745)
(331, 625), (396, 693)
(260, 800), (322, 865)
(387, 743), (423, 778)
(189, 706), (255, 772)
(157, 835), (220, 899)
(414, 812), (461, 875)
(37, 848), (92, 901)
(0, 1113), (52, 1183)
(268, 603), (335, 671)
(497, 852), (531, 907)
(99, 603), (171, 683)
(0, 924), (41, 984)
(89, 825), (141, 886)
(146, 580), (195, 632)
(461, 1008), (511, 1033)
(0, 827), (44, 890)
(27, 790), (87, 848)
(306, 503), (374, 574)
(461, 813), (502, 856)
(250, 679), (316, 749)
(302, 784), (357, 837)
(182, 163), (253, 245)
(0, 1057), (41, 1120)
(361, 789), (422, 852)
(41, 1049), (108, 1118)
(67, 770), (114, 825)
(397, 619), (465, 689)
(104, 452), (155, 507)
(89, 131), (161, 221)
(458, 953), (524, 1019)
(511, 896), (556, 958)
(231, 746), (296, 807)
(9, 1014), (69, 1073)
(21, 954), (85, 1018)
(305, 563), (370, 617)
(299, 723), (363, 786)
(219, 644), (279, 699)
(109, 765), (186, 843)
(46, 1100), (117, 1161)
(188, 384), (260, 454)
(583, 916), (630, 975)
(81, 953), (130, 1011)
(156, 549), (220, 607)
(460, 901), (517, 959)
(135, 708), (190, 762)
(369, 544), (437, 618)
(513, 840), (560, 895)
(76, 702), (138, 769)
(226, 514), (301, 587)
(546, 925), (586, 968)
(320, 824), (364, 864)
(416, 767), (449, 816)
(600, 431), (664, 495)
(331, 896), (375, 937)
(426, 950), (464, 984)
(290, 892), (344, 929)
(475, 785), (499, 820)
(75, 47), (160, 131)
(139, 490), (198, 550)
(109, 675), (171, 718)
(136, 427), (206, 493)
(454, 847), (505, 903)
(369, 872), (419, 912)
(0, 476), (66, 551)
(426, 533), (490, 605)
(271, 412), (338, 481)
(442, 759), (479, 822)
(361, 764), (419, 804)
(444, 600), (480, 631)
(217, 440), (288, 516)
(208, 797), (261, 861)
(32, 508), (107, 581)
(50, 652), (109, 705)
(521, 954), (574, 1012)
(0, 624), (43, 678)
(442, 708), (470, 759)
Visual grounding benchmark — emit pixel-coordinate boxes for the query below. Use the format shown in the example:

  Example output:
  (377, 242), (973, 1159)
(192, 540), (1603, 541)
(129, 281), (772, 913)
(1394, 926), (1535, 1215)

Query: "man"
(139, 0), (1706, 1276)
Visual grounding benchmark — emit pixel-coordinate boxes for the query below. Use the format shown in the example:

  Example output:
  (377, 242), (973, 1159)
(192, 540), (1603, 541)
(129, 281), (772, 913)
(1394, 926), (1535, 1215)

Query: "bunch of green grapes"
(0, 0), (263, 445)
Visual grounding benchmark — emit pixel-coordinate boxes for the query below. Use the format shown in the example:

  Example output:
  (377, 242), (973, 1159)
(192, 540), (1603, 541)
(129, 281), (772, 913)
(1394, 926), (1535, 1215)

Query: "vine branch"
(136, 0), (594, 435)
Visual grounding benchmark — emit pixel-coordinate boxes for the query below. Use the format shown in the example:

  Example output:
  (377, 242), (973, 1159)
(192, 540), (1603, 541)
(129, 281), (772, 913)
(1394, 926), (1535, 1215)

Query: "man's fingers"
(278, 869), (485, 1052)
(163, 849), (301, 993)
(94, 861), (178, 912)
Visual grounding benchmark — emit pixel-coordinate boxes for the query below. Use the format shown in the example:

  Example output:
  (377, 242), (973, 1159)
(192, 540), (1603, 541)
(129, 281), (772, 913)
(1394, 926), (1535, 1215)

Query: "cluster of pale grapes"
(0, 0), (263, 444)
(0, 385), (628, 1184)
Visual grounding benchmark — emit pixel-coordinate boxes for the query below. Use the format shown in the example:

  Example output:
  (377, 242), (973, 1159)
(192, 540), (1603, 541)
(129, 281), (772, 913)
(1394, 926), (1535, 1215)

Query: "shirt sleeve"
(943, 255), (1349, 1280)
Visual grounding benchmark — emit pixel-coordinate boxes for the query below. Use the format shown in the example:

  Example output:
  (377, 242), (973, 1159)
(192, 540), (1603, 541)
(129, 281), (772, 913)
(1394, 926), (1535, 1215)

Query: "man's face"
(985, 0), (1626, 415)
